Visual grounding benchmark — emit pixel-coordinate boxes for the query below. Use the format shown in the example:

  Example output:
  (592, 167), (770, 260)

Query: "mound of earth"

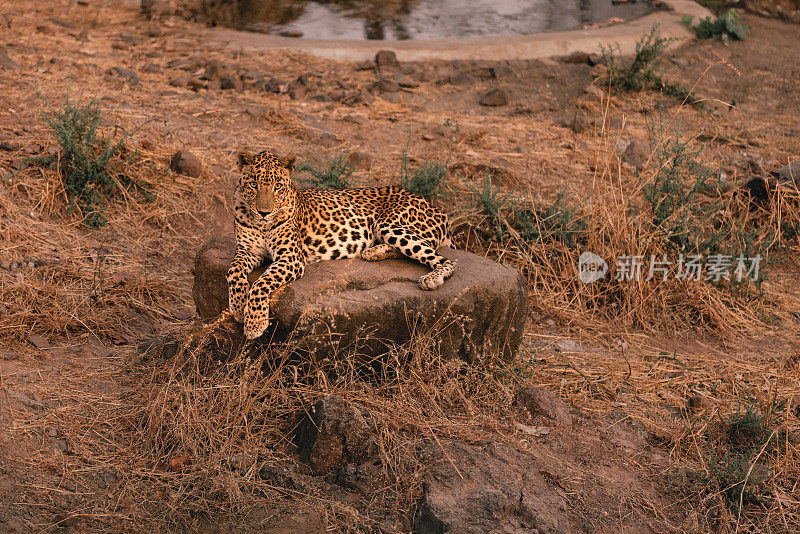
(192, 233), (528, 362)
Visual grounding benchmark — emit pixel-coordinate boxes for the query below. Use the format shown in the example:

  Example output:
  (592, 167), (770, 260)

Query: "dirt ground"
(1, 0), (800, 532)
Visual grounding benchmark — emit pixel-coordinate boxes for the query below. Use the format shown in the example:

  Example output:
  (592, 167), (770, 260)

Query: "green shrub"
(42, 94), (145, 227)
(685, 9), (748, 42)
(599, 26), (698, 105)
(400, 160), (447, 200)
(298, 152), (353, 190)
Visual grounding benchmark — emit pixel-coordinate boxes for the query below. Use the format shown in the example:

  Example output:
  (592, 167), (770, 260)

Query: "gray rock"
(560, 51), (591, 64)
(770, 160), (800, 185)
(479, 88), (509, 107)
(415, 440), (569, 534)
(192, 234), (527, 363)
(105, 66), (140, 84)
(375, 49), (399, 68)
(141, 0), (175, 18)
(623, 139), (650, 170)
(394, 73), (420, 88)
(515, 385), (572, 426)
(170, 151), (202, 177)
(372, 77), (400, 93)
(294, 395), (377, 474)
(27, 335), (51, 349)
(490, 64), (515, 79)
(0, 46), (20, 70)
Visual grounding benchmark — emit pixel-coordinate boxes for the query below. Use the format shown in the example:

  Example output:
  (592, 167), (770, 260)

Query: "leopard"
(227, 149), (455, 340)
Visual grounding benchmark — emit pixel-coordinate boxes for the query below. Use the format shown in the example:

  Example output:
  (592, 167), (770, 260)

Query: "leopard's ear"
(237, 151), (254, 170)
(279, 154), (297, 172)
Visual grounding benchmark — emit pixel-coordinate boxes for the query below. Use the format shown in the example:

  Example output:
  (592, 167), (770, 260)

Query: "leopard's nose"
(257, 210), (269, 218)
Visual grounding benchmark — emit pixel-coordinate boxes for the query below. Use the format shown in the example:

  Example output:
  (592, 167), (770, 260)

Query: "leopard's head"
(235, 150), (297, 224)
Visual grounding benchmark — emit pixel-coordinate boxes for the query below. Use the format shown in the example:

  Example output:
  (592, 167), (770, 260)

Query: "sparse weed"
(702, 396), (784, 511)
(684, 9), (749, 42)
(469, 172), (512, 239)
(598, 27), (698, 106)
(40, 93), (148, 227)
(399, 122), (459, 199)
(299, 152), (353, 189)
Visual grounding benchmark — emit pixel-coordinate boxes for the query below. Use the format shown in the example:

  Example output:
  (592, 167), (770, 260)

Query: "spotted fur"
(228, 150), (455, 339)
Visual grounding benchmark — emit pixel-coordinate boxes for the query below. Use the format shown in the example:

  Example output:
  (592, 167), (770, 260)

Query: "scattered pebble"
(374, 49), (399, 68)
(170, 150), (202, 177)
(28, 335), (52, 349)
(479, 88), (509, 107)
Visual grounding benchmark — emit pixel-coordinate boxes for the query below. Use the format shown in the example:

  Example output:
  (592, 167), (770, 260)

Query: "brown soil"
(1, 1), (799, 532)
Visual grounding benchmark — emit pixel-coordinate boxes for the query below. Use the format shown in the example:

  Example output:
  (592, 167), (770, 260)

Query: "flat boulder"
(192, 233), (527, 363)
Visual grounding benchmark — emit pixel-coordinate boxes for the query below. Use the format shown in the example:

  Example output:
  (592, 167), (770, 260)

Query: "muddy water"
(203, 0), (655, 40)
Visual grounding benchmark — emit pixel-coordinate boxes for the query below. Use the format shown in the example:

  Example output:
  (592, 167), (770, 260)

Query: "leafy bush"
(399, 122), (458, 200)
(298, 152), (353, 190)
(598, 26), (697, 105)
(42, 94), (144, 227)
(400, 160), (447, 200)
(685, 9), (748, 42)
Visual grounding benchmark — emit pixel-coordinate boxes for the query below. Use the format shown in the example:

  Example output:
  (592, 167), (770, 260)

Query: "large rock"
(192, 233), (527, 363)
(293, 395), (377, 474)
(415, 440), (569, 534)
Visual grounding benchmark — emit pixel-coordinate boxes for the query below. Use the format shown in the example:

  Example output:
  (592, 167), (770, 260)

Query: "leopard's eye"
(274, 182), (283, 191)
(246, 182), (257, 191)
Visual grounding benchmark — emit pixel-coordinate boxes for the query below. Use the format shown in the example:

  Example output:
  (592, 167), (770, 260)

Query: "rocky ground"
(1, 0), (800, 532)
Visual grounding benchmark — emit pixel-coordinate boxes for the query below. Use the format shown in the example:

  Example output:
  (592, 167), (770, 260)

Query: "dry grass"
(1, 21), (799, 531)
(451, 92), (800, 337)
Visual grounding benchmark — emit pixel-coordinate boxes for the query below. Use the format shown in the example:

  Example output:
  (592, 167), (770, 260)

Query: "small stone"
(278, 30), (303, 38)
(0, 14), (9, 28)
(0, 140), (21, 151)
(170, 151), (202, 177)
(309, 93), (333, 103)
(0, 46), (20, 70)
(146, 23), (164, 37)
(140, 138), (155, 150)
(374, 49), (399, 68)
(141, 63), (161, 73)
(557, 114), (590, 133)
(111, 41), (129, 51)
(688, 394), (712, 412)
(105, 66), (140, 84)
(515, 384), (572, 426)
(770, 161), (800, 186)
(220, 73), (243, 91)
(623, 139), (650, 170)
(670, 56), (688, 68)
(490, 64), (514, 79)
(584, 84), (606, 99)
(446, 72), (476, 86)
(117, 31), (142, 45)
(288, 79), (307, 99)
(561, 51), (591, 64)
(372, 78), (400, 93)
(27, 335), (51, 349)
(479, 88), (509, 107)
(394, 73), (419, 88)
(36, 24), (56, 35)
(421, 133), (434, 141)
(355, 59), (376, 71)
(1, 351), (19, 360)
(48, 427), (58, 437)
(342, 89), (374, 106)
(294, 395), (377, 474)
(48, 17), (75, 29)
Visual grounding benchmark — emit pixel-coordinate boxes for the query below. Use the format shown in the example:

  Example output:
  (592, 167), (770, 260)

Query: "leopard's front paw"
(244, 300), (271, 340)
(228, 285), (249, 324)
